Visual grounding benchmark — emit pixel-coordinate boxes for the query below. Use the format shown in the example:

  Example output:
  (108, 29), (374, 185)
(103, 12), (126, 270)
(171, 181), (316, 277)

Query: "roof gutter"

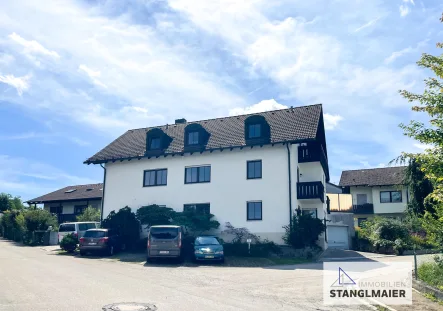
(286, 143), (293, 230)
(100, 163), (107, 224)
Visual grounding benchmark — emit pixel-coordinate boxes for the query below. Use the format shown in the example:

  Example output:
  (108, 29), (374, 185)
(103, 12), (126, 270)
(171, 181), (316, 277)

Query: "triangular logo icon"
(338, 267), (356, 285)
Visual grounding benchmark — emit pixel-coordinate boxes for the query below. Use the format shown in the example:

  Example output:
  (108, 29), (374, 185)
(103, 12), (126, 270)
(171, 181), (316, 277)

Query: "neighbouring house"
(84, 104), (330, 247)
(27, 184), (103, 224)
(338, 167), (408, 227)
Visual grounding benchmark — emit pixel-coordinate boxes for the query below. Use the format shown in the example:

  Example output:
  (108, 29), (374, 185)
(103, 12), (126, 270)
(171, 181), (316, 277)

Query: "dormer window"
(248, 124), (261, 139)
(244, 115), (270, 145)
(149, 137), (161, 150)
(188, 131), (199, 145)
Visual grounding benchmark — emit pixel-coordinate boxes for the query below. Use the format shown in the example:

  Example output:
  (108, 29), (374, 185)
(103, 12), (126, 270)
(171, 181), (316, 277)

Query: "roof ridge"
(127, 103), (323, 132)
(342, 166), (406, 172)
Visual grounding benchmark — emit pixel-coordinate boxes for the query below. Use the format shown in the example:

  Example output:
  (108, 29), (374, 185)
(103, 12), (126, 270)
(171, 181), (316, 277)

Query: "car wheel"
(108, 246), (114, 256)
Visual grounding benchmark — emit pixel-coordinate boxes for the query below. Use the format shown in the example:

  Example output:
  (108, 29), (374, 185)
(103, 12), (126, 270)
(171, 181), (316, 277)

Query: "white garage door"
(327, 226), (349, 250)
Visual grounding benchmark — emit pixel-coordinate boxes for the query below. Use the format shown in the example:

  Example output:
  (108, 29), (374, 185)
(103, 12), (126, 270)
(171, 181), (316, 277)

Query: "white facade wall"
(103, 144), (327, 245)
(349, 186), (407, 214)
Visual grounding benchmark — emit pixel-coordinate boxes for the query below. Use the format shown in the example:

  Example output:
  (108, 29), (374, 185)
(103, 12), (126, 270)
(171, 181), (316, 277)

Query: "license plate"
(88, 243), (97, 245)
(205, 255), (214, 259)
(159, 251), (169, 254)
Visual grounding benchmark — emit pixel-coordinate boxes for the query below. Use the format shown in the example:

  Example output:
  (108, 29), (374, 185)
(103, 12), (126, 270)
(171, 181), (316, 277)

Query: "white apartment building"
(85, 105), (330, 247)
(339, 167), (408, 226)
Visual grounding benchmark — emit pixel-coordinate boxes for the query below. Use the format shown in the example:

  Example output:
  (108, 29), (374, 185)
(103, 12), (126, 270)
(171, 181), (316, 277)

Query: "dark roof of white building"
(84, 104), (325, 164)
(27, 183), (103, 204)
(339, 167), (406, 187)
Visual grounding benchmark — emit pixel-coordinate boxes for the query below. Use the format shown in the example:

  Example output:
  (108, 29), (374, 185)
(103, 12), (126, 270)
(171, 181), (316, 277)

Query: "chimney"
(175, 118), (187, 124)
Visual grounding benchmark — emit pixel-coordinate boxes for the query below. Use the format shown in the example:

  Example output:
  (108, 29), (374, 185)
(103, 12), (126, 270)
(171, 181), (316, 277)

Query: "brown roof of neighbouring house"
(27, 183), (103, 204)
(339, 167), (406, 187)
(84, 104), (324, 164)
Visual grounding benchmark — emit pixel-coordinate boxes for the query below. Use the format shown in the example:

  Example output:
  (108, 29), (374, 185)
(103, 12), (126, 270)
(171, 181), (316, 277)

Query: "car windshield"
(59, 224), (75, 232)
(150, 227), (179, 239)
(195, 237), (219, 245)
(83, 230), (106, 238)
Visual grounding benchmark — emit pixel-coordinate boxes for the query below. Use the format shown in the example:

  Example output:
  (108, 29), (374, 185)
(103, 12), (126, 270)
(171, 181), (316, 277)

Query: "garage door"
(327, 226), (349, 250)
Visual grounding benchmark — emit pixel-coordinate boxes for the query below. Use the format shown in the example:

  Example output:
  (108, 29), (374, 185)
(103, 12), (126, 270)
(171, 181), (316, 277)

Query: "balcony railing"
(297, 181), (325, 203)
(57, 214), (77, 224)
(298, 144), (329, 180)
(353, 203), (374, 214)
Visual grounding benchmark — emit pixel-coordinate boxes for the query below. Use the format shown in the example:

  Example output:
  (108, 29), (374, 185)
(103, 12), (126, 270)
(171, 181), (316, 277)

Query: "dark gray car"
(147, 225), (184, 262)
(79, 229), (122, 256)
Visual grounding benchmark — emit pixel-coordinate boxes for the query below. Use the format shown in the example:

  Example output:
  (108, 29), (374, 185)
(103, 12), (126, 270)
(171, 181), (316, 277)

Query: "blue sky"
(0, 0), (442, 200)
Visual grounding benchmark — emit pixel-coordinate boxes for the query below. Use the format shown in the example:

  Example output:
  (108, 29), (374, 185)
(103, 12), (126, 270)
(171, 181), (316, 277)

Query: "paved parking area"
(1, 239), (441, 311)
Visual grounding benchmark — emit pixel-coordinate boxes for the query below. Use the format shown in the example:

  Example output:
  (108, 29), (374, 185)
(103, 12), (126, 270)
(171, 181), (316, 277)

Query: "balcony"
(353, 203), (374, 214)
(297, 181), (324, 203)
(298, 144), (329, 180)
(57, 214), (77, 224)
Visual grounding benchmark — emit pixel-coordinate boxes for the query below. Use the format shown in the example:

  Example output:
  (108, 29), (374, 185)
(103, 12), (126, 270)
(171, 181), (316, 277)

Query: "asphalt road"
(0, 239), (377, 311)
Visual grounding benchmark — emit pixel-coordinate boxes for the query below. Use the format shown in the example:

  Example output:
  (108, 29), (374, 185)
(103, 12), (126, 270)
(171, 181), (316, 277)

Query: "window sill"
(246, 219), (262, 221)
(184, 181), (211, 185)
(143, 184), (168, 188)
(247, 177), (262, 180)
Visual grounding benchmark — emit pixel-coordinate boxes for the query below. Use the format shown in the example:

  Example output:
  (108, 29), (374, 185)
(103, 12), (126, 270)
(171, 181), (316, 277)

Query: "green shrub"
(282, 214), (325, 249)
(222, 222), (260, 243)
(60, 233), (78, 253)
(136, 204), (176, 229)
(173, 209), (220, 235)
(102, 207), (140, 249)
(24, 209), (58, 232)
(223, 241), (280, 257)
(418, 255), (443, 289)
(359, 217), (410, 254)
(76, 206), (101, 222)
(0, 210), (26, 241)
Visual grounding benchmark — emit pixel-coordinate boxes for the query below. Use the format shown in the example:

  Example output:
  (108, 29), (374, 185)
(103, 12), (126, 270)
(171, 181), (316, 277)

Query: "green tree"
(102, 207), (140, 249)
(0, 193), (12, 212)
(404, 158), (434, 215)
(24, 209), (58, 232)
(76, 206), (101, 222)
(136, 204), (176, 229)
(282, 214), (325, 249)
(398, 13), (443, 245)
(173, 209), (220, 235)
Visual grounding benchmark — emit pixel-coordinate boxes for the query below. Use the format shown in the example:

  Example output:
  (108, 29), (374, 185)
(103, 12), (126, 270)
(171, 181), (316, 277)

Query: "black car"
(79, 229), (122, 256)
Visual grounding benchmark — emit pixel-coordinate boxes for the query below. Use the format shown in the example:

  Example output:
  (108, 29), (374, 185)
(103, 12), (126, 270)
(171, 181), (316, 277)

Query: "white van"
(58, 222), (100, 243)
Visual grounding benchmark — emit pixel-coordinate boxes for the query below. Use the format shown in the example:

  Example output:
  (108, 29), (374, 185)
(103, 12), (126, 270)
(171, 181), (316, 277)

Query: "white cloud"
(324, 113), (343, 130)
(0, 53), (14, 65)
(8, 32), (60, 59)
(354, 17), (381, 33)
(0, 73), (31, 95)
(403, 0), (415, 5)
(385, 47), (413, 64)
(78, 65), (101, 78)
(229, 99), (287, 116)
(414, 143), (432, 150)
(399, 5), (410, 17)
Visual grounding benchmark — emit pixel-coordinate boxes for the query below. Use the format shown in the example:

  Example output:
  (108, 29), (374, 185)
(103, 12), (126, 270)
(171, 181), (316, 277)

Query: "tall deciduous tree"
(399, 13), (443, 244)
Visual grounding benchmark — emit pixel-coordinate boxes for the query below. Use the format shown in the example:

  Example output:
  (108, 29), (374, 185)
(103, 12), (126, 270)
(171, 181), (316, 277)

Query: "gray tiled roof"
(27, 183), (103, 203)
(85, 104), (323, 164)
(339, 167), (406, 187)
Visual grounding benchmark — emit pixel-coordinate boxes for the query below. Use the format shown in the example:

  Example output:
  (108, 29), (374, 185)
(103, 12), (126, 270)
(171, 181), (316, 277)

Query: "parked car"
(58, 222), (100, 243)
(147, 225), (184, 262)
(193, 236), (224, 263)
(79, 229), (122, 256)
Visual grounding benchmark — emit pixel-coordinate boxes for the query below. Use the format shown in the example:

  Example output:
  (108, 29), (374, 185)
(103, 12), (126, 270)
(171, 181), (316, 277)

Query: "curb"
(413, 279), (443, 301)
(318, 255), (396, 262)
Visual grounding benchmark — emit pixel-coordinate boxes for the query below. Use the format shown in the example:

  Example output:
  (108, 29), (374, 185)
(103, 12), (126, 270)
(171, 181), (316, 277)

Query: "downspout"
(286, 143), (293, 229)
(100, 163), (107, 224)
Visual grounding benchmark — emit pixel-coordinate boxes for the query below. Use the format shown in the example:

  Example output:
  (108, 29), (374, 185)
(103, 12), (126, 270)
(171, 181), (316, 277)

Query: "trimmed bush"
(283, 214), (325, 249)
(223, 241), (280, 257)
(60, 233), (77, 253)
(102, 207), (140, 249)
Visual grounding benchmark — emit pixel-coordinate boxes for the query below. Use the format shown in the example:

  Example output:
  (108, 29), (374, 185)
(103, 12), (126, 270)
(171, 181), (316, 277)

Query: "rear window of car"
(78, 223), (97, 231)
(83, 230), (106, 238)
(150, 227), (179, 239)
(59, 224), (75, 232)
